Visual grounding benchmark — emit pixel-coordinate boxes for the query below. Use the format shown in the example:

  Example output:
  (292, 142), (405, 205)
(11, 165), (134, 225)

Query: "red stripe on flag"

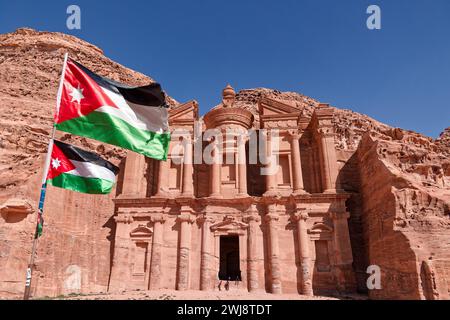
(47, 143), (76, 180)
(56, 59), (119, 124)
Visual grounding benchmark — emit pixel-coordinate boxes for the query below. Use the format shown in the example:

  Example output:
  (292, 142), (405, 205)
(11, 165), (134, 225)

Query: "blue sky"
(1, 0), (449, 137)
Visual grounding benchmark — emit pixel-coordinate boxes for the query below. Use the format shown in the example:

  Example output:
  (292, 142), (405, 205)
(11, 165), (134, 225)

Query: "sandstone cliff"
(0, 28), (174, 298)
(0, 28), (448, 299)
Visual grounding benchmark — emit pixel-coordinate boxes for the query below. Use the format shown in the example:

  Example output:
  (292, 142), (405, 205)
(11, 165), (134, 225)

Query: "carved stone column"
(292, 210), (313, 296)
(149, 214), (166, 290)
(312, 104), (342, 193)
(289, 132), (306, 194)
(122, 152), (147, 197)
(210, 139), (222, 198)
(198, 215), (214, 291)
(264, 132), (277, 195)
(109, 214), (134, 292)
(318, 127), (338, 193)
(156, 158), (170, 196)
(312, 144), (322, 193)
(237, 134), (248, 196)
(244, 211), (261, 292)
(177, 213), (195, 291)
(330, 211), (356, 292)
(265, 205), (282, 294)
(182, 136), (194, 197)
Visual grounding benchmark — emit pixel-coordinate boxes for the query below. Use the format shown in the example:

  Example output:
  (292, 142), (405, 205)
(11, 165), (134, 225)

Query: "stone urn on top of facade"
(203, 85), (254, 199)
(203, 84), (254, 131)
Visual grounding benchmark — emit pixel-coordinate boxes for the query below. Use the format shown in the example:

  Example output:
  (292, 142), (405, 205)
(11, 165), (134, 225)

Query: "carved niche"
(0, 198), (34, 222)
(308, 222), (333, 240)
(308, 221), (334, 273)
(129, 225), (153, 276)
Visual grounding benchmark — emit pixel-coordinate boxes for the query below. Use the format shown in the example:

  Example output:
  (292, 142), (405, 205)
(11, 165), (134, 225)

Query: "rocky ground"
(31, 289), (351, 301)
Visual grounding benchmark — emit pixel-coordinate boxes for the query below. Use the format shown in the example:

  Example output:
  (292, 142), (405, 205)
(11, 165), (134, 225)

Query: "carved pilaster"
(265, 206), (282, 294)
(243, 210), (261, 293)
(176, 213), (195, 291)
(292, 210), (313, 296)
(312, 103), (341, 194)
(182, 136), (194, 197)
(330, 211), (356, 292)
(198, 214), (215, 291)
(149, 214), (166, 290)
(318, 126), (336, 192)
(109, 214), (134, 291)
(121, 152), (147, 197)
(156, 158), (170, 197)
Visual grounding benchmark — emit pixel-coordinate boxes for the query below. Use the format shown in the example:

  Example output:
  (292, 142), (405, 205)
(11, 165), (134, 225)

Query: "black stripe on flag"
(72, 60), (168, 108)
(54, 140), (120, 175)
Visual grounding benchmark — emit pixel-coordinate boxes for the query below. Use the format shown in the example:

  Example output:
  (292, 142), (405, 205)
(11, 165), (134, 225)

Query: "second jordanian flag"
(56, 59), (170, 160)
(48, 140), (119, 194)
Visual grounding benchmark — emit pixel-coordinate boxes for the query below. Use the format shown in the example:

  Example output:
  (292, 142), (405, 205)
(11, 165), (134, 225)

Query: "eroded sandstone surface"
(0, 28), (163, 298)
(0, 28), (448, 299)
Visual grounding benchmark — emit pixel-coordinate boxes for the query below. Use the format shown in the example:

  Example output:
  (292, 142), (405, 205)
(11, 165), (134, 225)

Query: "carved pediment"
(308, 222), (333, 241)
(210, 216), (248, 235)
(169, 100), (199, 127)
(259, 97), (301, 115)
(130, 225), (153, 241)
(308, 223), (333, 234)
(258, 97), (302, 129)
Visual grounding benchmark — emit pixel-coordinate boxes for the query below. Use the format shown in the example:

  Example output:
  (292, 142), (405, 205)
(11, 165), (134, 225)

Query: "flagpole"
(23, 52), (69, 300)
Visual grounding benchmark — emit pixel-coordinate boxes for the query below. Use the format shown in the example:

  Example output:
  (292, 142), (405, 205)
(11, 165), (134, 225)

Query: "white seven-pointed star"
(51, 158), (61, 170)
(69, 85), (85, 104)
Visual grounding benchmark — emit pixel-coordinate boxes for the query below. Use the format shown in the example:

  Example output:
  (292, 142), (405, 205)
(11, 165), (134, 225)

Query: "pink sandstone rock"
(0, 28), (448, 300)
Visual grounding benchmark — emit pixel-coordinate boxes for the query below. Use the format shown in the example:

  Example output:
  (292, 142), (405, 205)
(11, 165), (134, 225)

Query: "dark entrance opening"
(219, 236), (241, 281)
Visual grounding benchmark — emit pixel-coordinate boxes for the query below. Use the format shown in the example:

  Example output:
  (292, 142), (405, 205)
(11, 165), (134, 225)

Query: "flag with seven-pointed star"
(55, 58), (170, 160)
(47, 140), (119, 194)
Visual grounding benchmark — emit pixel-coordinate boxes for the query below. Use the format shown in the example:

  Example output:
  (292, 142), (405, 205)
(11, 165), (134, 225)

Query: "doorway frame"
(211, 216), (249, 290)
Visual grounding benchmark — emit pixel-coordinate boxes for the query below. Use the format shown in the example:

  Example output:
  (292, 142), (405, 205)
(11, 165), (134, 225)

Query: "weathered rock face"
(0, 28), (174, 298)
(355, 134), (450, 299)
(0, 28), (448, 299)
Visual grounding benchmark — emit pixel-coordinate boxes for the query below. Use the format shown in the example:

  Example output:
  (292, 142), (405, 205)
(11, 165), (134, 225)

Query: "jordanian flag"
(47, 140), (119, 195)
(55, 59), (170, 160)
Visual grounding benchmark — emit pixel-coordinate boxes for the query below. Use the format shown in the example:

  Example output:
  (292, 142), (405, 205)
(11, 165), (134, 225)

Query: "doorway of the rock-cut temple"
(219, 236), (242, 287)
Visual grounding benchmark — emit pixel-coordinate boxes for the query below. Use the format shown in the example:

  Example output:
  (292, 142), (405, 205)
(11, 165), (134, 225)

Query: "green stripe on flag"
(56, 111), (170, 160)
(48, 172), (115, 194)
(36, 215), (43, 239)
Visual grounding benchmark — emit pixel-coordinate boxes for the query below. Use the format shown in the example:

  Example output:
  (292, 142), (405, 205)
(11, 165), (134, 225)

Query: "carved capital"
(288, 130), (302, 141)
(150, 214), (166, 224)
(182, 134), (193, 145)
(292, 211), (309, 222)
(243, 215), (262, 223)
(114, 214), (134, 224)
(266, 203), (278, 215)
(237, 132), (249, 145)
(177, 214), (196, 224)
(197, 214), (215, 225)
(264, 213), (280, 223)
